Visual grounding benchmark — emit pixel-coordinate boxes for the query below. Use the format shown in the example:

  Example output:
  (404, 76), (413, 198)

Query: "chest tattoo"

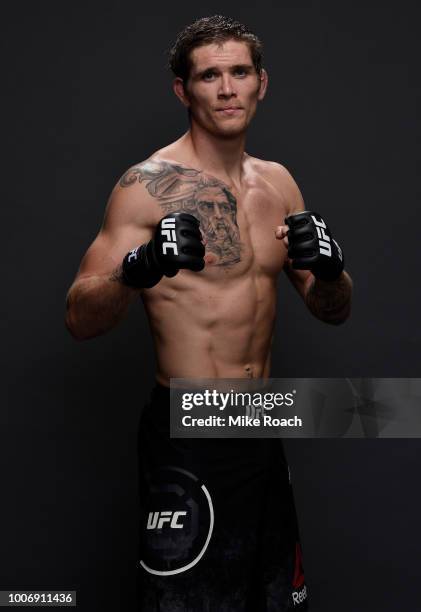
(120, 159), (242, 266)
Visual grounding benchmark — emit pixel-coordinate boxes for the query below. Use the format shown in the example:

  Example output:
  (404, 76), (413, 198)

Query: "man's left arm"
(281, 258), (353, 325)
(271, 164), (353, 325)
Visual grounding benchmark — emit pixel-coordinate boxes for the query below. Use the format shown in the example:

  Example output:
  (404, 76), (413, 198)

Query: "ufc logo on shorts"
(146, 511), (187, 530)
(311, 215), (331, 257)
(161, 218), (178, 255)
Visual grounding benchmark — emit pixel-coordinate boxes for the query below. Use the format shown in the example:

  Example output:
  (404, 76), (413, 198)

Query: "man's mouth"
(215, 106), (243, 115)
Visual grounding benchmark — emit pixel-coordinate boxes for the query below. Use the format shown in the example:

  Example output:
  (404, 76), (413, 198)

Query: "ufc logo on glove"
(311, 215), (332, 257)
(161, 218), (178, 255)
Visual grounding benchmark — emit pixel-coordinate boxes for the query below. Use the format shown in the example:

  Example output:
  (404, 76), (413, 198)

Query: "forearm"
(304, 271), (353, 325)
(65, 266), (139, 340)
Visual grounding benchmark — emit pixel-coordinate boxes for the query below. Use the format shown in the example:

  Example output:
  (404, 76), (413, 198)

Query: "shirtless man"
(66, 15), (352, 611)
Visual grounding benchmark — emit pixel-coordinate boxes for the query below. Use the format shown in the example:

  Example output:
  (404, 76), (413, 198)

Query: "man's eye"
(203, 72), (216, 80)
(234, 68), (247, 76)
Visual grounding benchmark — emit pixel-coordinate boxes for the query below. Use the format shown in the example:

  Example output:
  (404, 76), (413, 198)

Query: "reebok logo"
(146, 510), (187, 530)
(161, 218), (178, 255)
(292, 584), (307, 606)
(311, 215), (331, 257)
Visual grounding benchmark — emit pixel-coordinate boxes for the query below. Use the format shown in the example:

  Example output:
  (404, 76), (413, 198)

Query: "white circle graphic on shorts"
(139, 471), (214, 576)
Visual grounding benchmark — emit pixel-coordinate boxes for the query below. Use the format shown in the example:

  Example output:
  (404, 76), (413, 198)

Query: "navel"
(244, 365), (254, 378)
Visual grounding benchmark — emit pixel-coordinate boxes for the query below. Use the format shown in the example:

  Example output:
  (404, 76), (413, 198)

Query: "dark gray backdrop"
(2, 1), (420, 610)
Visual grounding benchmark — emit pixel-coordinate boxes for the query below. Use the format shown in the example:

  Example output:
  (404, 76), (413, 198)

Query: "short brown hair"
(168, 15), (264, 82)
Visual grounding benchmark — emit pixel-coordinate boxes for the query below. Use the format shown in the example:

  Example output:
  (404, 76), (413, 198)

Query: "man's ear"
(257, 68), (268, 101)
(173, 77), (190, 108)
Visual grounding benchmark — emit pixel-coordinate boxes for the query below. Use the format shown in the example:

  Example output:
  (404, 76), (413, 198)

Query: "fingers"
(275, 225), (289, 247)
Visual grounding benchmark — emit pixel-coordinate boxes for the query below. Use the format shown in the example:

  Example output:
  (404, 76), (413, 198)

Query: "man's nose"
(218, 74), (236, 98)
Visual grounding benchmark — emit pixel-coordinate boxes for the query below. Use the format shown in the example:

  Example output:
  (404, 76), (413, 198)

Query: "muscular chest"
(140, 159), (288, 279)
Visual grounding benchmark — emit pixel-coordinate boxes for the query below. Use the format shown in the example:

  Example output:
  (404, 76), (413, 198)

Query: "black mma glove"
(285, 211), (344, 281)
(121, 212), (205, 288)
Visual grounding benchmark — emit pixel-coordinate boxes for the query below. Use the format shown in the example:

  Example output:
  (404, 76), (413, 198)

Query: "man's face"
(196, 185), (236, 237)
(194, 183), (241, 265)
(178, 40), (267, 138)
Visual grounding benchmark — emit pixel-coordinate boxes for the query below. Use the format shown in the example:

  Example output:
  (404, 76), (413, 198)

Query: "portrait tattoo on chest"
(120, 159), (242, 266)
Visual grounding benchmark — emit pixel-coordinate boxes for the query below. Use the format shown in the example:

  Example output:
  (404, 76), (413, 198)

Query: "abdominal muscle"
(142, 270), (277, 386)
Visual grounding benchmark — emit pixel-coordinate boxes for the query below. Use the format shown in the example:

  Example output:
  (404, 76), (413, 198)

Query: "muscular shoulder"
(100, 157), (180, 236)
(246, 156), (305, 215)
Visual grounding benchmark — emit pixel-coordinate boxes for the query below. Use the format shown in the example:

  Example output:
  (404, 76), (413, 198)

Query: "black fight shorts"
(137, 384), (309, 611)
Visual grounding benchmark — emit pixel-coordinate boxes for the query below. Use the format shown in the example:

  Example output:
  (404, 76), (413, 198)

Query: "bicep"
(275, 164), (311, 298)
(277, 164), (306, 217)
(75, 177), (157, 280)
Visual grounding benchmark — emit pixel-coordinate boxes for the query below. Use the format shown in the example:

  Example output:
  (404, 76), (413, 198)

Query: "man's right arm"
(65, 170), (157, 341)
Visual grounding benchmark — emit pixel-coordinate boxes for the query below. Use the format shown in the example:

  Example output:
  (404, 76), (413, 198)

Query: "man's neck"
(183, 125), (247, 188)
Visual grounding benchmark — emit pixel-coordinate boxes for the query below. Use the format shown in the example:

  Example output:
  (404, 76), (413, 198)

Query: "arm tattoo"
(305, 275), (352, 325)
(120, 159), (243, 267)
(110, 265), (124, 283)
